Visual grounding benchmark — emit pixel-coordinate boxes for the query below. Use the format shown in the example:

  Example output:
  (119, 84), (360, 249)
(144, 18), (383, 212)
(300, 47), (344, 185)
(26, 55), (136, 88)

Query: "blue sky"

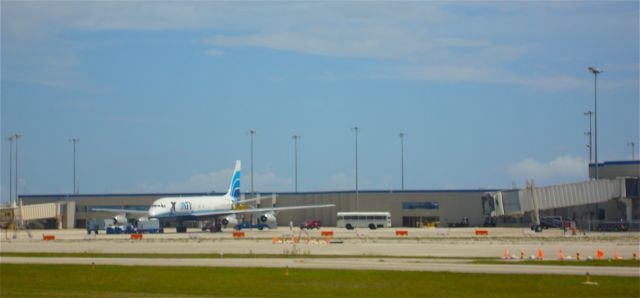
(1, 1), (638, 199)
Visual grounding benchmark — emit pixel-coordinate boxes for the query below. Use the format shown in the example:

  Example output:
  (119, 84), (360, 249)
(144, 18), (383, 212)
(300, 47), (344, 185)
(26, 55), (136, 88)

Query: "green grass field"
(1, 264), (638, 297)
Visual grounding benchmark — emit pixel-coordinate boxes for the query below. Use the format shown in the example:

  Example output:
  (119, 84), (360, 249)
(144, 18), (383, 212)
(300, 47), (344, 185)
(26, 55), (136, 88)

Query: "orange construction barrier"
(395, 230), (409, 236)
(596, 248), (604, 260)
(42, 234), (55, 241)
(272, 236), (279, 244)
(293, 236), (300, 244)
(130, 234), (143, 240)
(475, 230), (488, 235)
(537, 248), (544, 260)
(558, 249), (565, 261)
(321, 231), (333, 237)
(232, 231), (245, 238)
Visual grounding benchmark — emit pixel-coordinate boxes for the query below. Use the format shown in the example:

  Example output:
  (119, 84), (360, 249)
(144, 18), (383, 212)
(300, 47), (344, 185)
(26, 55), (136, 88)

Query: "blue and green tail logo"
(227, 160), (241, 202)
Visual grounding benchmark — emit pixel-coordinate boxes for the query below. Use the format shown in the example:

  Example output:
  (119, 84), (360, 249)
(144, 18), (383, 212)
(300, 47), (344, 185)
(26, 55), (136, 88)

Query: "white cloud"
(3, 2), (635, 91)
(251, 172), (292, 192)
(133, 168), (291, 193)
(394, 65), (587, 91)
(133, 167), (234, 193)
(508, 155), (587, 181)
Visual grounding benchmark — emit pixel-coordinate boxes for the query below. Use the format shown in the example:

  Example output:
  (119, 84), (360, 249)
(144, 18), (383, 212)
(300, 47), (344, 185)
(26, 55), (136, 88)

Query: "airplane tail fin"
(227, 160), (241, 203)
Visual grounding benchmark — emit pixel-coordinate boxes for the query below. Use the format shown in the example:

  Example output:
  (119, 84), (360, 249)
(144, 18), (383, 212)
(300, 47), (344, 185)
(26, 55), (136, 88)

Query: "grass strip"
(1, 263), (638, 297)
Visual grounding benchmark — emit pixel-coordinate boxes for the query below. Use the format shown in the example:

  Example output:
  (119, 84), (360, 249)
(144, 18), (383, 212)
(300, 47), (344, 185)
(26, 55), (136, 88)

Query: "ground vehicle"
(448, 217), (469, 227)
(596, 220), (629, 232)
(530, 216), (573, 232)
(300, 220), (321, 229)
(137, 218), (161, 233)
(202, 221), (221, 233)
(539, 216), (566, 229)
(106, 224), (137, 234)
(482, 217), (497, 227)
(86, 218), (112, 234)
(336, 212), (391, 229)
(234, 222), (271, 230)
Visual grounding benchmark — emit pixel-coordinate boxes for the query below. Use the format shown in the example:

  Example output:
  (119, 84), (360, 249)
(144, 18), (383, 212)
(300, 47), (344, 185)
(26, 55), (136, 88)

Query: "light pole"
(70, 138), (80, 194)
(7, 136), (14, 205)
(248, 129), (256, 194)
(589, 67), (602, 179)
(628, 142), (636, 160)
(292, 135), (300, 192)
(13, 133), (21, 203)
(351, 126), (359, 211)
(584, 111), (593, 164)
(399, 132), (405, 190)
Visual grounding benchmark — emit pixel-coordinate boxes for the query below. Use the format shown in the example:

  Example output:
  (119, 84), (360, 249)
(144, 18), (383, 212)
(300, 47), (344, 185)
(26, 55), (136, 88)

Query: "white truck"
(137, 218), (161, 233)
(86, 218), (112, 234)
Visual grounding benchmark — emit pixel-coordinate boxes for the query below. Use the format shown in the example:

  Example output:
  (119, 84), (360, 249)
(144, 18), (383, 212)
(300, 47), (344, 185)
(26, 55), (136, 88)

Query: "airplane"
(92, 160), (334, 232)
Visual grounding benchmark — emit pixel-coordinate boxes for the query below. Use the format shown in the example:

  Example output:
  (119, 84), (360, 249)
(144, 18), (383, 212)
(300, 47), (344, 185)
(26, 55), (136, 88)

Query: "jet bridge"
(482, 178), (636, 229)
(2, 200), (76, 229)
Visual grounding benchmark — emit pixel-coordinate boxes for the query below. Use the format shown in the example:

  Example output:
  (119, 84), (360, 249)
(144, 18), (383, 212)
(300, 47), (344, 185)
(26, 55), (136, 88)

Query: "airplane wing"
(192, 204), (335, 217)
(91, 208), (149, 215)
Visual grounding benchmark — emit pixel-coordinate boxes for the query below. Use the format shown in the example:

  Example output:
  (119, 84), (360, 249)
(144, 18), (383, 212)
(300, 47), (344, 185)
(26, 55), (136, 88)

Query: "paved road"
(2, 237), (638, 259)
(2, 256), (638, 277)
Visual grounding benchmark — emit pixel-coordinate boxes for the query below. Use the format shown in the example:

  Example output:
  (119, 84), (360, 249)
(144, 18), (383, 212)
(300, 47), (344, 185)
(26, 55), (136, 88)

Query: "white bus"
(336, 212), (392, 229)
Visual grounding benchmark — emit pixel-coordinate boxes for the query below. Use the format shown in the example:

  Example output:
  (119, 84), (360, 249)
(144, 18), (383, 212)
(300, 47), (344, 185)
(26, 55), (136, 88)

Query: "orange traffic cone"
(633, 252), (637, 261)
(596, 249), (604, 260)
(504, 248), (510, 260)
(576, 251), (581, 261)
(559, 249), (565, 261)
(520, 250), (525, 260)
(538, 248), (544, 260)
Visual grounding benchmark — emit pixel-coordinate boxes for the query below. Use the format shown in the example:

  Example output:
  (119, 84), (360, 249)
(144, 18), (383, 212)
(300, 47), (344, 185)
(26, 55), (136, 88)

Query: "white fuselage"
(147, 195), (234, 218)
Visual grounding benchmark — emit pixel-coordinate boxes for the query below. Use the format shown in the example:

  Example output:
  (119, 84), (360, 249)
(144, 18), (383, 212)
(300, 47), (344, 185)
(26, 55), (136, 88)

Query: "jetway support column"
(56, 203), (62, 230)
(620, 197), (632, 221)
(528, 180), (540, 228)
(18, 200), (24, 228)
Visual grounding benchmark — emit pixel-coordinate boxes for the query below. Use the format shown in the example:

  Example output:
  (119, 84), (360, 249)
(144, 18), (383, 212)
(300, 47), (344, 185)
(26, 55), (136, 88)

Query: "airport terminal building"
(16, 160), (640, 230)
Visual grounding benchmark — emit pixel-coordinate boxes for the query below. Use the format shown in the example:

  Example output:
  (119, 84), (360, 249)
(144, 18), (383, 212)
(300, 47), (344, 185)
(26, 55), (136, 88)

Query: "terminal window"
(402, 202), (439, 209)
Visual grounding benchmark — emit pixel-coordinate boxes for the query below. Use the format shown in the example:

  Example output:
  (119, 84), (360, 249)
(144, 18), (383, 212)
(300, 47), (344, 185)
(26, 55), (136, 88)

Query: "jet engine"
(259, 213), (277, 225)
(113, 214), (128, 225)
(221, 215), (238, 227)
